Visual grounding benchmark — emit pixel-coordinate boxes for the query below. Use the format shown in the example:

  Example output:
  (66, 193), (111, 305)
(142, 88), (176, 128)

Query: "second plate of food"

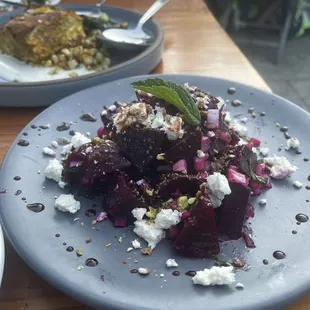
(1, 74), (310, 310)
(0, 5), (163, 107)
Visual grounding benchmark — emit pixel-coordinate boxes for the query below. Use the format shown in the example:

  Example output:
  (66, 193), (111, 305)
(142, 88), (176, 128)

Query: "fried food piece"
(0, 7), (85, 63)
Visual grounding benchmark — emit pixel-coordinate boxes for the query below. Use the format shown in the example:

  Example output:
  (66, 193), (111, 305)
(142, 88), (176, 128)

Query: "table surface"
(0, 0), (307, 309)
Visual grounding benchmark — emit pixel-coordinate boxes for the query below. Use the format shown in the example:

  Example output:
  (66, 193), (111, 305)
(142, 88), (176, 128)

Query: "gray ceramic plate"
(0, 5), (163, 107)
(1, 74), (310, 310)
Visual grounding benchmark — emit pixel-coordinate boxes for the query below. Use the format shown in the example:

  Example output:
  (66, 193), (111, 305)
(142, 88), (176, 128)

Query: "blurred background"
(206, 0), (310, 111)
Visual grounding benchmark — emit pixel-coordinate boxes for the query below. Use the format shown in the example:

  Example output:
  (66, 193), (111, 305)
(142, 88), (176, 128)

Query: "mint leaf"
(131, 78), (201, 126)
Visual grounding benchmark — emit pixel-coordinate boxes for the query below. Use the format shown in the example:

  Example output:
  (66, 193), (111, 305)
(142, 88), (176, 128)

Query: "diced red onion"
(201, 136), (211, 153)
(69, 160), (83, 168)
(96, 212), (108, 222)
(199, 172), (208, 180)
(218, 131), (231, 143)
(229, 165), (239, 171)
(173, 159), (187, 174)
(249, 137), (261, 147)
(249, 181), (262, 196)
(194, 156), (205, 172)
(246, 143), (254, 150)
(181, 211), (190, 221)
(206, 109), (220, 130)
(97, 126), (108, 138)
(227, 167), (248, 185)
(256, 163), (265, 176)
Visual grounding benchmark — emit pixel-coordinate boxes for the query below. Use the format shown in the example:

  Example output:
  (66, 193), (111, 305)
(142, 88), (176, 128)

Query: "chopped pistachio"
(106, 243), (112, 247)
(145, 189), (153, 196)
(141, 247), (153, 255)
(77, 265), (84, 271)
(76, 248), (83, 257)
(92, 220), (97, 225)
(156, 153), (165, 160)
(122, 260), (127, 264)
(86, 237), (92, 244)
(188, 197), (196, 205)
(276, 123), (280, 127)
(134, 259), (138, 264)
(162, 198), (173, 208)
(118, 236), (123, 243)
(146, 207), (158, 220)
(196, 190), (202, 197)
(178, 196), (189, 211)
(127, 247), (134, 252)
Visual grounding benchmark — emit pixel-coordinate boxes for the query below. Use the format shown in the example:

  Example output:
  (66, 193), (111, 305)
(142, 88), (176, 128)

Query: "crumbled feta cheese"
(293, 181), (303, 188)
(237, 139), (248, 146)
(207, 172), (231, 208)
(51, 141), (58, 148)
(113, 103), (184, 141)
(101, 110), (107, 116)
(252, 147), (259, 155)
(192, 266), (235, 286)
(131, 239), (141, 249)
(108, 104), (117, 112)
(42, 147), (56, 157)
(154, 209), (181, 229)
(197, 150), (205, 158)
(287, 137), (300, 149)
(160, 273), (164, 278)
(61, 132), (91, 155)
(235, 283), (244, 289)
(138, 267), (150, 275)
(58, 181), (67, 189)
(259, 199), (267, 206)
(166, 259), (178, 268)
(259, 147), (270, 157)
(208, 131), (215, 138)
(136, 179), (145, 186)
(216, 97), (225, 109)
(224, 112), (232, 123)
(240, 117), (248, 123)
(264, 156), (298, 179)
(133, 220), (165, 249)
(230, 122), (248, 137)
(132, 208), (147, 221)
(44, 159), (63, 182)
(55, 194), (80, 214)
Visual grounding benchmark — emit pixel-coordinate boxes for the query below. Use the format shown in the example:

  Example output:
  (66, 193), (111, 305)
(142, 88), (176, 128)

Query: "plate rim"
(0, 4), (164, 87)
(1, 74), (310, 310)
(0, 224), (4, 286)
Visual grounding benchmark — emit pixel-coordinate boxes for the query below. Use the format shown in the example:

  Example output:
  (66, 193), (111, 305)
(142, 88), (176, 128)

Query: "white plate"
(0, 225), (4, 286)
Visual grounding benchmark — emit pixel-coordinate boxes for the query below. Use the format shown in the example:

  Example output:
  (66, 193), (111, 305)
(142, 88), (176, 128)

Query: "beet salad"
(44, 78), (299, 260)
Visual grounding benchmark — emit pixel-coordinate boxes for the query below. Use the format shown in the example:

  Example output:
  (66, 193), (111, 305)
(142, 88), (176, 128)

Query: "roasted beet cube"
(104, 173), (147, 227)
(63, 140), (131, 189)
(173, 196), (220, 257)
(165, 129), (202, 163)
(115, 125), (166, 172)
(157, 173), (203, 199)
(218, 182), (251, 240)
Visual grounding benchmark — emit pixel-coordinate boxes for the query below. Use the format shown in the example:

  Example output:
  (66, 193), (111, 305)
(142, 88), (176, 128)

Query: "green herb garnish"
(131, 78), (201, 126)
